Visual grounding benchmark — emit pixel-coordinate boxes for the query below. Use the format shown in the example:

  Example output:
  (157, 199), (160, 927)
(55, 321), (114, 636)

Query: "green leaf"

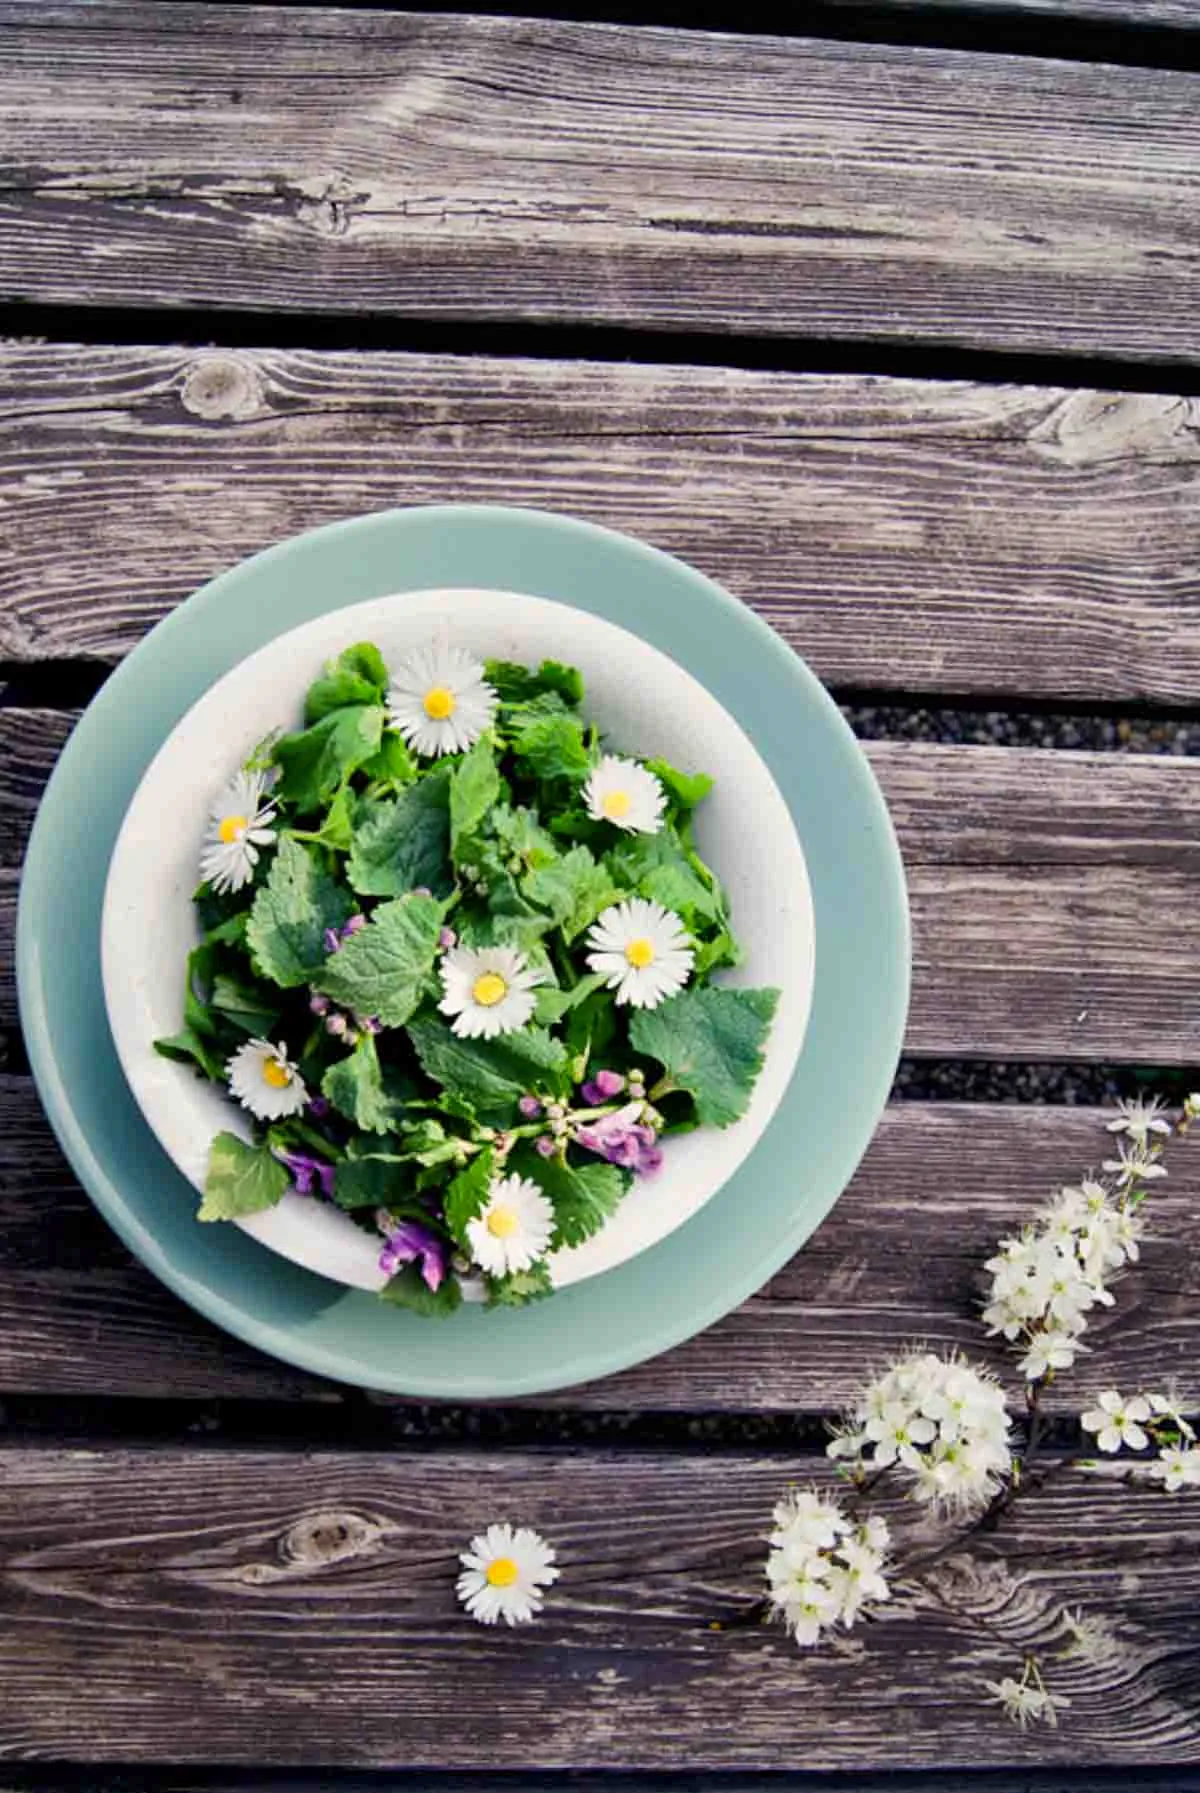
(198, 1131), (290, 1221)
(492, 804), (559, 870)
(564, 986), (618, 1067)
(510, 712), (591, 784)
(304, 642), (389, 723)
(693, 929), (743, 978)
(314, 891), (446, 1027)
(246, 838), (354, 989)
(522, 845), (624, 942)
(203, 911), (249, 949)
(449, 737), (501, 859)
(607, 828), (723, 925)
(183, 942), (220, 1039)
(346, 770), (453, 898)
(394, 1118), (471, 1168)
(514, 1149), (625, 1249)
(629, 986), (780, 1127)
(322, 1033), (409, 1134)
(443, 1146), (495, 1247)
(645, 757), (713, 812)
(272, 703), (385, 812)
(533, 971), (607, 1027)
(407, 1016), (570, 1114)
(380, 1263), (463, 1317)
(484, 1261), (555, 1308)
(359, 731), (418, 792)
(485, 658), (584, 706)
(332, 1153), (420, 1210)
(209, 973), (281, 1037)
(153, 1026), (227, 1083)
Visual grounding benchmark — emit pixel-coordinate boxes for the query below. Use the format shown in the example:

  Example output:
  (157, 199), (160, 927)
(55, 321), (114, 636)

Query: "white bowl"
(102, 588), (814, 1294)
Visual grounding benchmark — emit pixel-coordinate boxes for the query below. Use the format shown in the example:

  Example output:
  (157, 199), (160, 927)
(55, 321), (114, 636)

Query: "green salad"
(155, 637), (779, 1314)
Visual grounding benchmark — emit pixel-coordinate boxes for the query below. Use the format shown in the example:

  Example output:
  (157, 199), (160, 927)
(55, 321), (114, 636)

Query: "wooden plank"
(0, 9), (1198, 361)
(6, 737), (1200, 1057)
(3, 346), (1200, 705)
(0, 1446), (1196, 1767)
(864, 0), (1200, 24)
(0, 1085), (1195, 1411)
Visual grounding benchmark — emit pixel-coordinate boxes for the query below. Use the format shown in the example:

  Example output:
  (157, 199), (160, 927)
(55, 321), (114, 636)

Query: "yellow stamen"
(486, 1205), (518, 1239)
(486, 1557), (519, 1587)
(602, 790), (631, 820)
(218, 813), (248, 844)
(625, 937), (655, 969)
(262, 1058), (291, 1089)
(472, 972), (508, 1007)
(423, 685), (456, 721)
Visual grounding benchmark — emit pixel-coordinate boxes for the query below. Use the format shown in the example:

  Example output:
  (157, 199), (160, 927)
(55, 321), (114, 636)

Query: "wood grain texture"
(0, 1446), (1197, 1767)
(2, 346), (1200, 705)
(7, 732), (1200, 1057)
(1, 1085), (1195, 1412)
(851, 0), (1200, 24)
(0, 8), (1199, 360)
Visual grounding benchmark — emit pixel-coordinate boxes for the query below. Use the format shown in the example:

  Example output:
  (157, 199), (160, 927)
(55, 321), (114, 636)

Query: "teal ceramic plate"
(17, 506), (909, 1398)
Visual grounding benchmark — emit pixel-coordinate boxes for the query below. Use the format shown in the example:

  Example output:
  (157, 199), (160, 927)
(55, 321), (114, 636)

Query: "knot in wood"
(181, 354), (264, 422)
(280, 1508), (381, 1567)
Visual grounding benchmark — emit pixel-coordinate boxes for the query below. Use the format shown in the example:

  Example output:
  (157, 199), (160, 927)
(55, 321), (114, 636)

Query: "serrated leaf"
(449, 737), (501, 859)
(693, 929), (742, 978)
(492, 804), (559, 870)
(359, 730), (418, 792)
(443, 1146), (495, 1247)
(513, 1148), (625, 1249)
(209, 973), (281, 1037)
(522, 845), (624, 942)
(511, 712), (591, 783)
(645, 757), (713, 811)
(407, 1016), (569, 1114)
(304, 642), (389, 723)
(485, 658), (584, 706)
(198, 1132), (290, 1221)
(607, 828), (723, 924)
(346, 770), (452, 898)
(322, 1033), (409, 1134)
(246, 837), (354, 989)
(484, 1261), (555, 1308)
(272, 703), (385, 812)
(533, 971), (607, 1027)
(314, 892), (446, 1027)
(332, 1153), (420, 1210)
(153, 1026), (227, 1083)
(629, 985), (780, 1128)
(380, 1263), (463, 1317)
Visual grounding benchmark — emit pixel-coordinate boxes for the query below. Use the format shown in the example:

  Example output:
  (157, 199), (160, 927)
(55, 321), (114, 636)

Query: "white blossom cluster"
(827, 1351), (1012, 1516)
(1081, 1388), (1200, 1492)
(765, 1489), (891, 1647)
(982, 1098), (1165, 1383)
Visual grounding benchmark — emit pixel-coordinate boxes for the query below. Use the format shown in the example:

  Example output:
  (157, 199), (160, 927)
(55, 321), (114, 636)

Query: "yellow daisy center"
(218, 813), (248, 844)
(261, 1058), (292, 1089)
(602, 789), (631, 820)
(423, 685), (456, 721)
(486, 1204), (519, 1239)
(625, 937), (655, 969)
(486, 1556), (519, 1587)
(472, 972), (508, 1007)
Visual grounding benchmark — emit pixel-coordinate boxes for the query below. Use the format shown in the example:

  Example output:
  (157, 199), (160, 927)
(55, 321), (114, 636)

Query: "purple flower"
(325, 1012), (348, 1037)
(274, 1149), (337, 1200)
(306, 1095), (330, 1120)
(518, 1094), (543, 1120)
(325, 916), (366, 954)
(535, 1134), (557, 1158)
(413, 886), (433, 899)
(439, 926), (457, 949)
(575, 1102), (664, 1177)
(581, 1069), (626, 1106)
(323, 927), (342, 955)
(343, 913), (367, 937)
(309, 993), (330, 1016)
(378, 1221), (449, 1292)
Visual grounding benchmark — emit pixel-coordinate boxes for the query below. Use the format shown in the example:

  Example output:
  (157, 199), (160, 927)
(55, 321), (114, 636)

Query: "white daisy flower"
(585, 898), (694, 1010)
(466, 1174), (555, 1277)
(199, 769), (277, 895)
(386, 643), (497, 758)
(438, 944), (542, 1040)
(226, 1037), (308, 1121)
(584, 754), (666, 835)
(457, 1522), (559, 1627)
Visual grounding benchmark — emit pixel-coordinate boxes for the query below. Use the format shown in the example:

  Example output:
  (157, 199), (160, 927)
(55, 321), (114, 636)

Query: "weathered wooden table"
(2, 0), (1199, 1783)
